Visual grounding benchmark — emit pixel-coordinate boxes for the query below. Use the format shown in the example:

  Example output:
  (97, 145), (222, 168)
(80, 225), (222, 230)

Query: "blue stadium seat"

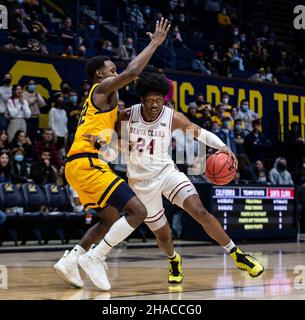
(0, 183), (23, 246)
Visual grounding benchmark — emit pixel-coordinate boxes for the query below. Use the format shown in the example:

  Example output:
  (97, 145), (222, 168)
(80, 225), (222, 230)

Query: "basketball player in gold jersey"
(54, 18), (171, 291)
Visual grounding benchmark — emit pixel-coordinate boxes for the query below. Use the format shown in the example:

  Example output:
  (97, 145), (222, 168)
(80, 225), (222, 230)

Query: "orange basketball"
(205, 151), (237, 185)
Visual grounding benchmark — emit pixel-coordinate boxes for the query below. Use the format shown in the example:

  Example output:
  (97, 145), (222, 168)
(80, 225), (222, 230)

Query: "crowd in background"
(1, 0), (305, 87)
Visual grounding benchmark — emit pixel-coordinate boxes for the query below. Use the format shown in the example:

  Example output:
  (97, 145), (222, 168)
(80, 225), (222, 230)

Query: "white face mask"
(223, 98), (229, 104)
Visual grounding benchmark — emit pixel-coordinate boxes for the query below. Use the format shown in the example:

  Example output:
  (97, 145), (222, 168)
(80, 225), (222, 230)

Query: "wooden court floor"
(0, 242), (305, 300)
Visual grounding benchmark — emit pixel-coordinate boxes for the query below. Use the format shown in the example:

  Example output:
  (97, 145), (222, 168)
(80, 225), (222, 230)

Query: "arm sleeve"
(196, 128), (226, 149)
(22, 100), (32, 119)
(7, 99), (17, 117)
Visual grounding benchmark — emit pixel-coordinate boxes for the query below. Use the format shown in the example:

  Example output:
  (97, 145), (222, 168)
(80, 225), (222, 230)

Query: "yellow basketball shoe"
(229, 247), (264, 277)
(168, 253), (183, 284)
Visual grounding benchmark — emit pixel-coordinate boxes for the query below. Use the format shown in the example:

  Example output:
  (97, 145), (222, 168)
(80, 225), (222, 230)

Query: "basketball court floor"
(0, 242), (305, 300)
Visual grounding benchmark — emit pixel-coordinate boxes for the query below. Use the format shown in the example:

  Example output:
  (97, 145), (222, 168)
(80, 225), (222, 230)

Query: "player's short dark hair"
(136, 72), (170, 98)
(85, 55), (110, 80)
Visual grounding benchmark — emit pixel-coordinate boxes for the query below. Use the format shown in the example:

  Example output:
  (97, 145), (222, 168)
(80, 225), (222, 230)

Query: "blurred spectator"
(171, 25), (186, 48)
(129, 4), (145, 30)
(211, 103), (231, 126)
(102, 40), (114, 56)
(205, 0), (222, 12)
(269, 157), (294, 185)
(217, 7), (231, 27)
(34, 128), (63, 167)
(257, 169), (269, 184)
(48, 93), (68, 151)
(10, 130), (33, 161)
(60, 17), (78, 47)
(239, 99), (259, 132)
(0, 150), (11, 183)
(29, 10), (48, 43)
(187, 105), (202, 126)
(221, 92), (232, 111)
(7, 84), (31, 143)
(22, 38), (48, 54)
(60, 81), (72, 104)
(30, 149), (56, 185)
(217, 117), (237, 154)
(116, 38), (137, 62)
(244, 119), (271, 162)
(0, 130), (9, 152)
(231, 106), (243, 121)
(237, 153), (257, 182)
(254, 159), (265, 177)
(0, 73), (13, 131)
(10, 147), (30, 184)
(191, 52), (211, 75)
(23, 79), (46, 142)
(233, 119), (246, 155)
(249, 67), (277, 83)
(228, 42), (245, 72)
(82, 20), (99, 49)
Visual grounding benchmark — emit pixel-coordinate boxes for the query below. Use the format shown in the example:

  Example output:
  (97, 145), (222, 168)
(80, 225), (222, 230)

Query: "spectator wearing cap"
(244, 119), (271, 162)
(0, 73), (13, 131)
(7, 84), (31, 143)
(217, 116), (237, 154)
(48, 92), (68, 151)
(23, 79), (46, 142)
(191, 52), (212, 75)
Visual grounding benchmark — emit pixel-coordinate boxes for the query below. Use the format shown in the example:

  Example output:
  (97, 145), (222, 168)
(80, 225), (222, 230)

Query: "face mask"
(3, 79), (12, 85)
(70, 96), (78, 104)
(17, 0), (24, 4)
(235, 124), (242, 131)
(233, 31), (239, 36)
(106, 46), (112, 51)
(28, 84), (36, 92)
(14, 154), (24, 162)
(277, 163), (286, 171)
(242, 104), (249, 112)
(223, 121), (230, 129)
(89, 24), (95, 31)
(127, 44), (133, 49)
(258, 177), (267, 183)
(144, 8), (150, 15)
(223, 98), (229, 104)
(241, 36), (246, 42)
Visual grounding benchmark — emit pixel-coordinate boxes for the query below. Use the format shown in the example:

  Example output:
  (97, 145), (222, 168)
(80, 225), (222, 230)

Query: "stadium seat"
(0, 183), (24, 246)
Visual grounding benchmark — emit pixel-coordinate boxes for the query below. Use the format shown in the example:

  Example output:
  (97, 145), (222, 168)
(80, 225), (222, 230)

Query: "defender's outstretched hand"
(146, 17), (171, 46)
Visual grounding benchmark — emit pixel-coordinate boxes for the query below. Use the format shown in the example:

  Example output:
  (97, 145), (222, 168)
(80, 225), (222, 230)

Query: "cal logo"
(51, 185), (59, 193)
(28, 184), (37, 193)
(4, 184), (13, 192)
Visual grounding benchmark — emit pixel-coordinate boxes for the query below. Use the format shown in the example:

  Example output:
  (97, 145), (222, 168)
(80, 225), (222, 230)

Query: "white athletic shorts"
(128, 165), (198, 231)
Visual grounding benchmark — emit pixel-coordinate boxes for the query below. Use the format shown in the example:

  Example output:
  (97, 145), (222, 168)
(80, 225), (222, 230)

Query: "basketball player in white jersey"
(55, 73), (264, 291)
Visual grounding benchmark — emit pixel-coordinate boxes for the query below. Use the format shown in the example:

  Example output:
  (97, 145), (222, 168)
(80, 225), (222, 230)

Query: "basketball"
(205, 151), (237, 185)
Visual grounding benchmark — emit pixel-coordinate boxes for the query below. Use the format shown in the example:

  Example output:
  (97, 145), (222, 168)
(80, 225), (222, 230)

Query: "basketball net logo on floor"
(0, 265), (8, 290)
(293, 265), (305, 289)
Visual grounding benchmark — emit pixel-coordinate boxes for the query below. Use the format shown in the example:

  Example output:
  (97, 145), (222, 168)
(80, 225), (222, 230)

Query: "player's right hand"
(146, 17), (171, 46)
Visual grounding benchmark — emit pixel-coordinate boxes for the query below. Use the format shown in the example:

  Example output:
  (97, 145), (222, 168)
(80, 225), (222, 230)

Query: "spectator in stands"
(75, 45), (87, 59)
(221, 92), (232, 111)
(205, 0), (222, 12)
(257, 170), (269, 184)
(48, 92), (68, 151)
(116, 38), (137, 62)
(217, 117), (237, 154)
(269, 157), (294, 185)
(22, 38), (48, 55)
(191, 52), (211, 75)
(129, 3), (145, 30)
(0, 73), (13, 131)
(217, 7), (231, 27)
(10, 147), (31, 184)
(228, 42), (245, 72)
(7, 84), (31, 143)
(64, 89), (81, 147)
(171, 25), (186, 48)
(0, 150), (11, 183)
(231, 106), (243, 121)
(254, 159), (265, 177)
(102, 40), (114, 56)
(239, 99), (259, 132)
(234, 119), (246, 155)
(29, 10), (48, 44)
(34, 128), (63, 167)
(30, 149), (56, 185)
(60, 17), (78, 47)
(0, 130), (8, 153)
(23, 79), (46, 142)
(244, 119), (271, 162)
(187, 104), (202, 126)
(82, 20), (99, 49)
(60, 81), (71, 104)
(237, 153), (257, 182)
(211, 103), (231, 126)
(10, 130), (33, 161)
(61, 45), (77, 58)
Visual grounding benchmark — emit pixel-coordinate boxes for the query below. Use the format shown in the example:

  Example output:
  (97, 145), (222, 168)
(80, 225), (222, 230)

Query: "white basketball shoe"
(78, 250), (111, 291)
(54, 250), (84, 288)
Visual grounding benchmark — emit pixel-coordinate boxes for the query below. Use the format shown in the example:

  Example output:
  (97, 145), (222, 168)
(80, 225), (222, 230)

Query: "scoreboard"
(212, 185), (297, 239)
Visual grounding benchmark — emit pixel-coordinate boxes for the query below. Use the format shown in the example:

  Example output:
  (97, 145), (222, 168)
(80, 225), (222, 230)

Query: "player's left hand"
(218, 146), (238, 169)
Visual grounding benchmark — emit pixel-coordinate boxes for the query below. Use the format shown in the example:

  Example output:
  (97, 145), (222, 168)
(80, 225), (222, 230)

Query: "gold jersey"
(67, 83), (118, 157)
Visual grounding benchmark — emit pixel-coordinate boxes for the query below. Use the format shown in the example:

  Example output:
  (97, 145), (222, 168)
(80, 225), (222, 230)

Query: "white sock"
(168, 250), (176, 259)
(92, 217), (135, 258)
(69, 245), (86, 261)
(223, 240), (236, 253)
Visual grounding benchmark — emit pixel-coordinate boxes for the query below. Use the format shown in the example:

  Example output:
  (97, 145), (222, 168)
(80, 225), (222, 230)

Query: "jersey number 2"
(136, 138), (155, 154)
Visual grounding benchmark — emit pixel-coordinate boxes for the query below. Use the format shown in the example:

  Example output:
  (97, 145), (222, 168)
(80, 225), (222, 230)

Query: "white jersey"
(127, 104), (174, 180)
